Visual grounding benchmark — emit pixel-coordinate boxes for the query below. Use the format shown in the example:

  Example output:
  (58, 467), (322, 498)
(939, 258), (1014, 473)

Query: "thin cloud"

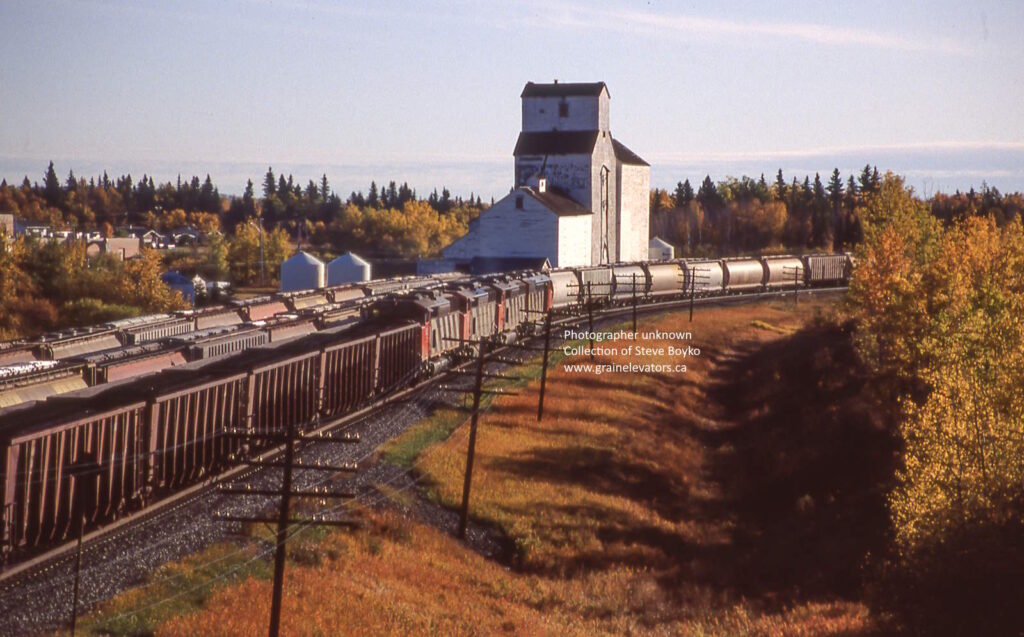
(529, 3), (975, 56)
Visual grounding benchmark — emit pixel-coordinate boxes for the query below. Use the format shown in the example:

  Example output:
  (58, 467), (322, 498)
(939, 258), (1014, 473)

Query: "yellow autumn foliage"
(849, 177), (1024, 632)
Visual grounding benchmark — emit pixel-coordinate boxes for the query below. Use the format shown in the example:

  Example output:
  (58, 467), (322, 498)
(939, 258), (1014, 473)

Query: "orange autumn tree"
(849, 176), (1024, 632)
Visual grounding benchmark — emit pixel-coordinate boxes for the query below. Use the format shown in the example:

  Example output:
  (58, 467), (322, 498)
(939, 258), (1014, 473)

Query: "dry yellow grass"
(89, 296), (885, 636)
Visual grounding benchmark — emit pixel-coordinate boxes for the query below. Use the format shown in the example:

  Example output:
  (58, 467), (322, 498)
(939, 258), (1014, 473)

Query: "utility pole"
(258, 216), (266, 287)
(586, 281), (595, 361)
(689, 266), (696, 323)
(69, 452), (98, 637)
(218, 423), (360, 637)
(631, 272), (638, 334)
(537, 311), (552, 422)
(459, 338), (488, 539)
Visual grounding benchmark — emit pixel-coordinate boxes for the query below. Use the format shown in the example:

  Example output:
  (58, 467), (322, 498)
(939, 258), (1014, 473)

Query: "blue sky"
(2, 0), (1022, 198)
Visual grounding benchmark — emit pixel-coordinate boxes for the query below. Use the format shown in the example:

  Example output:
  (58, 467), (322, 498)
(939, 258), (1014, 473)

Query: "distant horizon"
(3, 144), (1022, 204)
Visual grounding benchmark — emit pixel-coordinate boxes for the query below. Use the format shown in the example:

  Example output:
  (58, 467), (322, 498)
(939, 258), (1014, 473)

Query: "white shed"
(327, 252), (372, 285)
(280, 251), (325, 292)
(649, 237), (674, 261)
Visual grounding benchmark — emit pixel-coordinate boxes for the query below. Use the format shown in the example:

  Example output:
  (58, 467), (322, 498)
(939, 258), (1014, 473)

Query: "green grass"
(379, 320), (634, 471)
(71, 542), (274, 636)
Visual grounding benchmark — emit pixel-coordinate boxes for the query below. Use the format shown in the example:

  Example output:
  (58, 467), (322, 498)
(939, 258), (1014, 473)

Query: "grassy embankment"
(75, 295), (894, 636)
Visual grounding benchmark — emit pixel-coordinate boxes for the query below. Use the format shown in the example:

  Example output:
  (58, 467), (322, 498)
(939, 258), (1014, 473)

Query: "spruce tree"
(320, 174), (330, 201)
(775, 169), (786, 201)
(43, 161), (62, 206)
(827, 168), (844, 208)
(262, 167), (276, 199)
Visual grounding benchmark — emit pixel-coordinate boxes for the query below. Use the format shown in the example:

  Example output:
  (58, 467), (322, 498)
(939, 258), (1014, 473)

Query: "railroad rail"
(0, 284), (846, 587)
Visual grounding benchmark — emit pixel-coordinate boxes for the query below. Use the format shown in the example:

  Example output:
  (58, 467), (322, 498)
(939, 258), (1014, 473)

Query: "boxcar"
(803, 254), (850, 286)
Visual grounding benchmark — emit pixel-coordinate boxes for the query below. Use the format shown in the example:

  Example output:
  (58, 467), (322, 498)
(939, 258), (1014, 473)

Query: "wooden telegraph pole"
(218, 422), (360, 637)
(537, 310), (552, 422)
(458, 338), (488, 539)
(69, 452), (99, 637)
(631, 272), (638, 334)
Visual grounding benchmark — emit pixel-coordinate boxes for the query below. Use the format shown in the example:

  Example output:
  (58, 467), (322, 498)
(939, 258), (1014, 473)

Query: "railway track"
(0, 287), (845, 635)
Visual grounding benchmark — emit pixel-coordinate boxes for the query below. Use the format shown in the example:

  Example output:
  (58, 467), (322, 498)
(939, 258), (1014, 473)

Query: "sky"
(2, 0), (1023, 199)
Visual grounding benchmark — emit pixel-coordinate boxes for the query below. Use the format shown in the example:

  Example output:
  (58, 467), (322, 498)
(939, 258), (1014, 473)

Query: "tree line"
(651, 166), (1024, 256)
(847, 174), (1024, 633)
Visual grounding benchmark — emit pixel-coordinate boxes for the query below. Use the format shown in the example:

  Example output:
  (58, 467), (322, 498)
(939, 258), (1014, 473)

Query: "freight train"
(0, 253), (850, 562)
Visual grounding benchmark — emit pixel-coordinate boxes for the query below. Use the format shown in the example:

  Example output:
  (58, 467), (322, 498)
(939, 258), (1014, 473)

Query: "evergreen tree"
(774, 169), (786, 201)
(696, 175), (722, 211)
(827, 168), (844, 208)
(65, 169), (77, 193)
(674, 180), (694, 207)
(278, 175), (289, 202)
(439, 187), (452, 213)
(262, 167), (276, 199)
(858, 164), (873, 194)
(320, 174), (330, 201)
(367, 181), (379, 207)
(43, 161), (62, 206)
(386, 181), (398, 208)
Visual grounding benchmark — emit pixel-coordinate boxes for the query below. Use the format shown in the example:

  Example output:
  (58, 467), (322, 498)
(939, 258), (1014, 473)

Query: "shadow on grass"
(487, 321), (897, 614)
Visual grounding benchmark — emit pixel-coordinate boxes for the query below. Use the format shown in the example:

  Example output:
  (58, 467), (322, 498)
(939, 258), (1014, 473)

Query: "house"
(86, 237), (143, 260)
(119, 226), (164, 247)
(170, 227), (200, 245)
